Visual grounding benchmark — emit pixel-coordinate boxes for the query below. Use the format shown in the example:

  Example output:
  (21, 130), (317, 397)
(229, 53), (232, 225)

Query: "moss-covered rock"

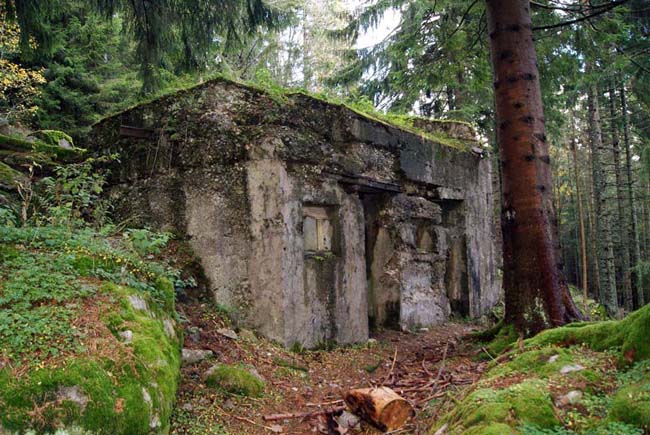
(0, 133), (86, 161)
(487, 346), (595, 379)
(0, 161), (26, 189)
(29, 130), (75, 149)
(434, 308), (650, 435)
(525, 304), (650, 362)
(0, 283), (182, 435)
(204, 364), (265, 397)
(608, 361), (650, 432)
(434, 379), (559, 434)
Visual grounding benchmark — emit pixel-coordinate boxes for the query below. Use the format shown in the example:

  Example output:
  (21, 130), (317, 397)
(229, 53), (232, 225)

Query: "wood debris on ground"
(170, 301), (488, 434)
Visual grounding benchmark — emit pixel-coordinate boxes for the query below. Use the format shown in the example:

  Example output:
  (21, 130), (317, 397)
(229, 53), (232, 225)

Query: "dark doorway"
(441, 200), (470, 317)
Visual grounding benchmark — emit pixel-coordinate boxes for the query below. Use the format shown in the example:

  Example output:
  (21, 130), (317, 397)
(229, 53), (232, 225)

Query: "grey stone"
(142, 387), (152, 406)
(187, 326), (202, 343)
(248, 367), (265, 382)
(335, 410), (361, 431)
(217, 328), (238, 340)
(149, 413), (160, 429)
(239, 328), (257, 342)
(556, 390), (583, 407)
(127, 295), (148, 312)
(58, 386), (89, 411)
(181, 348), (213, 365)
(163, 319), (176, 339)
(118, 330), (133, 344)
(548, 354), (559, 363)
(58, 137), (72, 149)
(560, 364), (585, 374)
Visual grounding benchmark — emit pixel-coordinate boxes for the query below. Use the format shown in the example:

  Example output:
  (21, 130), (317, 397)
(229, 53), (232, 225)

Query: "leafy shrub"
(38, 155), (116, 226)
(124, 228), (171, 256)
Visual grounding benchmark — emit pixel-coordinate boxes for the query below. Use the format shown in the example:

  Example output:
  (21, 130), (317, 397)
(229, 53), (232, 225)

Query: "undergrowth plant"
(37, 154), (117, 227)
(0, 154), (184, 367)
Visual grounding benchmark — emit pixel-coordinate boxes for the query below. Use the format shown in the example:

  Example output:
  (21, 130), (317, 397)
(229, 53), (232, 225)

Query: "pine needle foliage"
(4, 0), (281, 92)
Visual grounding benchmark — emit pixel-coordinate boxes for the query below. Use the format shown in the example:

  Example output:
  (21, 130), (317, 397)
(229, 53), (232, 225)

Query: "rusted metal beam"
(119, 125), (156, 139)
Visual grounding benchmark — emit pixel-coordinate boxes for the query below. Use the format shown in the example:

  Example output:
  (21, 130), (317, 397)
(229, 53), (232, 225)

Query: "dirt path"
(170, 301), (487, 435)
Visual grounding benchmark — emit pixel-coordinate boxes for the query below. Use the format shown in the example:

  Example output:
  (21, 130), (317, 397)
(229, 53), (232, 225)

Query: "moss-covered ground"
(433, 305), (650, 435)
(0, 225), (183, 434)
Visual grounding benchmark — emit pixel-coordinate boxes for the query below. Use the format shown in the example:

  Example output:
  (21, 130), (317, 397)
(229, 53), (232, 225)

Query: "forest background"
(2, 0), (650, 318)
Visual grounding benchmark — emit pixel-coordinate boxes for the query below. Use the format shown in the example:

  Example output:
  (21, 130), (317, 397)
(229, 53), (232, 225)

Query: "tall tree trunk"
(485, 0), (581, 334)
(455, 69), (465, 109)
(645, 182), (650, 262)
(570, 115), (589, 312)
(302, 7), (313, 90)
(586, 140), (601, 299)
(587, 76), (618, 317)
(608, 85), (633, 312)
(620, 82), (644, 308)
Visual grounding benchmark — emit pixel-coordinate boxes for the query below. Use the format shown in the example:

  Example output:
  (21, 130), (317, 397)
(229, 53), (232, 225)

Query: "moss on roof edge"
(92, 75), (481, 153)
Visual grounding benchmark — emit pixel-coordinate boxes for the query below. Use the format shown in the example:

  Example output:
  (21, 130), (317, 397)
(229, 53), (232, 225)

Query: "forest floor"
(169, 297), (650, 435)
(169, 300), (488, 435)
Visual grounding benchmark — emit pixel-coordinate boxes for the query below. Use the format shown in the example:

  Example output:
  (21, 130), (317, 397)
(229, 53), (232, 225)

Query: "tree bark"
(343, 387), (414, 431)
(570, 114), (589, 312)
(485, 0), (581, 334)
(585, 140), (601, 299)
(620, 82), (644, 308)
(608, 84), (633, 312)
(587, 76), (618, 317)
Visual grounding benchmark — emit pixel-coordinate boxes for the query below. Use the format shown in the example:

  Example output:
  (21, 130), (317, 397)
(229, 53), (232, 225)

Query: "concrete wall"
(365, 194), (454, 331)
(88, 78), (501, 348)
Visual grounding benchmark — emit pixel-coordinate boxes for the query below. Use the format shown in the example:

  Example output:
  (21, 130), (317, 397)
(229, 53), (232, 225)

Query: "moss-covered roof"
(94, 76), (481, 152)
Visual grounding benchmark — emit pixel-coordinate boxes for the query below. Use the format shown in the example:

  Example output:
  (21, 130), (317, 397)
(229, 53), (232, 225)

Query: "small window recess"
(416, 221), (437, 253)
(303, 206), (334, 253)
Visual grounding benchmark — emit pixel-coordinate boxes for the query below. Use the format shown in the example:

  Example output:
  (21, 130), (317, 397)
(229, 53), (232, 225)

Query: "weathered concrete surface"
(366, 194), (451, 331)
(88, 78), (500, 347)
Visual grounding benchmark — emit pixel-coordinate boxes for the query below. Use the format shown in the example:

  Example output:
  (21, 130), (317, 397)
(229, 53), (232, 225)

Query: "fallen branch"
(305, 399), (344, 407)
(214, 405), (276, 431)
(262, 406), (346, 422)
(480, 347), (496, 362)
(421, 359), (433, 377)
(431, 342), (449, 394)
(382, 347), (398, 386)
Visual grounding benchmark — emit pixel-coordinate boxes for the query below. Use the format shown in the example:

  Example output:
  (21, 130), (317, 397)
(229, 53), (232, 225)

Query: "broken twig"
(431, 342), (449, 394)
(263, 406), (346, 422)
(382, 347), (398, 386)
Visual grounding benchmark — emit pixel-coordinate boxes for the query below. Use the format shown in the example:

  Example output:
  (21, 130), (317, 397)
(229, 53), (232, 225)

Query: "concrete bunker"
(89, 78), (500, 348)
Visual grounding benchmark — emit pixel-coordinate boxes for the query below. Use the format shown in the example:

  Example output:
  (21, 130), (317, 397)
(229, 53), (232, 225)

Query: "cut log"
(343, 386), (414, 431)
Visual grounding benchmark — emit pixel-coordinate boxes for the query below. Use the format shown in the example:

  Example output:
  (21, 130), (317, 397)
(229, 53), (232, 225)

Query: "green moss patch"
(435, 326), (648, 434)
(436, 379), (559, 434)
(30, 130), (75, 148)
(485, 323), (518, 356)
(0, 132), (86, 161)
(0, 285), (181, 434)
(0, 225), (183, 434)
(204, 364), (265, 397)
(608, 361), (650, 432)
(0, 160), (25, 188)
(526, 304), (650, 362)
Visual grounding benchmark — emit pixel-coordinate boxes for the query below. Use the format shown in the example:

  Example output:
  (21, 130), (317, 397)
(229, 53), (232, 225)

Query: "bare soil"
(170, 301), (488, 435)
